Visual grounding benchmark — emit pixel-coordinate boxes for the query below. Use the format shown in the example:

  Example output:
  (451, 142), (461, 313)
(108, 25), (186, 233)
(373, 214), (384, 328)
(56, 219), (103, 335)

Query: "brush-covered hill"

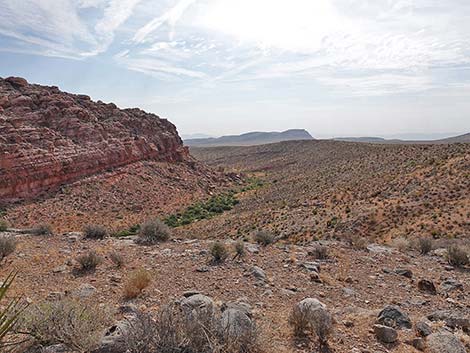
(190, 140), (470, 242)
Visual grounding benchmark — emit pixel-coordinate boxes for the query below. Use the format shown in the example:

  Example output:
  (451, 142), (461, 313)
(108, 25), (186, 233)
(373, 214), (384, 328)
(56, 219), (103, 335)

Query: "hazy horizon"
(1, 0), (470, 138)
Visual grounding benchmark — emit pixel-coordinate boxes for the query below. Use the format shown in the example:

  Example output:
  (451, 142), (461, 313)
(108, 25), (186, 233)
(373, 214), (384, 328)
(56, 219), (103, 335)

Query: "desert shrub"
(83, 224), (107, 239)
(76, 251), (102, 272)
(0, 237), (17, 262)
(289, 305), (333, 350)
(137, 219), (171, 244)
(109, 251), (124, 268)
(20, 298), (111, 352)
(0, 220), (8, 232)
(254, 231), (274, 246)
(123, 269), (152, 299)
(391, 237), (410, 252)
(210, 241), (228, 264)
(233, 240), (245, 259)
(31, 224), (52, 236)
(122, 303), (258, 353)
(351, 237), (368, 251)
(418, 237), (433, 255)
(310, 245), (329, 260)
(447, 245), (469, 267)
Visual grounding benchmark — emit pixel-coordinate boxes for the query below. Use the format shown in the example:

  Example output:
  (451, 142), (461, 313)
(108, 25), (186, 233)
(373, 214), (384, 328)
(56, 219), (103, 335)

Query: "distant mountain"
(181, 133), (214, 140)
(333, 132), (470, 144)
(185, 129), (314, 147)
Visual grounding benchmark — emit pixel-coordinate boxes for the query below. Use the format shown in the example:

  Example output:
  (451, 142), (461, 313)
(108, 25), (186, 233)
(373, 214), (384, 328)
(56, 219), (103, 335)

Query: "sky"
(0, 0), (469, 139)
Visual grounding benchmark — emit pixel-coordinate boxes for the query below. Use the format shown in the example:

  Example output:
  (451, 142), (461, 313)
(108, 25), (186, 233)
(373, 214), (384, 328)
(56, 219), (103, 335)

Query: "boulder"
(427, 310), (470, 331)
(220, 302), (254, 338)
(377, 305), (412, 329)
(426, 332), (466, 353)
(180, 293), (215, 315)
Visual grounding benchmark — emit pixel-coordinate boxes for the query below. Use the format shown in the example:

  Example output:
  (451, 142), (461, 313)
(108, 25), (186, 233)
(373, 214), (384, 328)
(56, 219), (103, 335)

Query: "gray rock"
(220, 302), (254, 338)
(395, 268), (413, 278)
(180, 293), (214, 315)
(295, 297), (327, 318)
(377, 305), (412, 329)
(71, 283), (97, 299)
(415, 320), (432, 337)
(427, 310), (470, 331)
(52, 265), (67, 274)
(300, 261), (321, 273)
(42, 344), (69, 353)
(246, 244), (259, 254)
(250, 266), (266, 281)
(427, 332), (466, 353)
(373, 324), (398, 343)
(367, 244), (392, 254)
(440, 278), (463, 293)
(93, 319), (133, 353)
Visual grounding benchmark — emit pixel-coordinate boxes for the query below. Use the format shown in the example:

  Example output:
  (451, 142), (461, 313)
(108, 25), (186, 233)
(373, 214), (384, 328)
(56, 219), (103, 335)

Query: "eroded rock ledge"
(0, 76), (189, 201)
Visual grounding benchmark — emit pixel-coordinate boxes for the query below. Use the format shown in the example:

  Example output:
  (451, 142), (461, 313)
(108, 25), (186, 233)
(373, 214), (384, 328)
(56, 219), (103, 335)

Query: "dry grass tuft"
(123, 268), (152, 299)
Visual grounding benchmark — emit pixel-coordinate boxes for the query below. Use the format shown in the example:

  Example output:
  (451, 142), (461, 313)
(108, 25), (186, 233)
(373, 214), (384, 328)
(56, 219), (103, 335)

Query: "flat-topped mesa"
(0, 76), (189, 201)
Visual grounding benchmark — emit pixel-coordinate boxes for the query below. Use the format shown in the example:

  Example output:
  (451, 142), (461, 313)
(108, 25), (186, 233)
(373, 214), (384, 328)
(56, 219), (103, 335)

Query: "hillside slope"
(190, 140), (470, 242)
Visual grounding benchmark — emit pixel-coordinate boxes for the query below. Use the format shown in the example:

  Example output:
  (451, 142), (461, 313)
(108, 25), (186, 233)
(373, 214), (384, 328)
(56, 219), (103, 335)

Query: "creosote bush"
(122, 303), (259, 353)
(233, 240), (245, 259)
(31, 224), (52, 236)
(447, 245), (469, 267)
(210, 241), (228, 264)
(76, 251), (102, 272)
(418, 237), (433, 255)
(0, 237), (17, 262)
(109, 251), (124, 268)
(123, 268), (152, 299)
(20, 298), (111, 352)
(289, 305), (333, 352)
(83, 224), (107, 239)
(254, 231), (274, 246)
(137, 219), (171, 244)
(310, 245), (329, 260)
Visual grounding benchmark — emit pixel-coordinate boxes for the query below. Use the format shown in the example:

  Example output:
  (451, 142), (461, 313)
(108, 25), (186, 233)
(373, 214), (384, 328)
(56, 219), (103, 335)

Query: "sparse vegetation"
(0, 237), (16, 262)
(137, 219), (171, 244)
(310, 245), (329, 259)
(76, 251), (102, 272)
(210, 241), (228, 264)
(254, 231), (275, 246)
(83, 224), (107, 239)
(447, 245), (469, 267)
(290, 304), (333, 351)
(109, 251), (124, 268)
(164, 192), (239, 227)
(391, 237), (410, 252)
(123, 268), (152, 299)
(20, 298), (110, 352)
(418, 237), (433, 255)
(31, 223), (52, 236)
(0, 220), (8, 232)
(122, 303), (258, 353)
(233, 240), (245, 259)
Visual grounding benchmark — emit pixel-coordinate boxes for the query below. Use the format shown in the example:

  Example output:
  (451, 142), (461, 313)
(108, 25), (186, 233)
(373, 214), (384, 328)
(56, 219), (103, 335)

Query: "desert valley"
(0, 76), (469, 353)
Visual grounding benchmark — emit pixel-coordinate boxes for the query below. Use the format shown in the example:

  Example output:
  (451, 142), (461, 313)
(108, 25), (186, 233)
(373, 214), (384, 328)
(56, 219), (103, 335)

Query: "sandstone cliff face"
(0, 76), (188, 200)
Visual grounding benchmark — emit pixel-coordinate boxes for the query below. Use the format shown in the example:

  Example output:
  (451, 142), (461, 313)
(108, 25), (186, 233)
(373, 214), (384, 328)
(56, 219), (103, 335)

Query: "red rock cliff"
(0, 76), (189, 201)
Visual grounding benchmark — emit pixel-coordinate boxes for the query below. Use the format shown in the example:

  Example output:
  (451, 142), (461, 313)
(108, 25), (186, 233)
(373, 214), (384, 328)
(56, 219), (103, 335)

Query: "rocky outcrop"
(0, 76), (188, 201)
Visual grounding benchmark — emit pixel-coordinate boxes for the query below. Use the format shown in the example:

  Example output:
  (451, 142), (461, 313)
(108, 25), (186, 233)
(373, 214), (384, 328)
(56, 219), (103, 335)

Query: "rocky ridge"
(0, 76), (188, 201)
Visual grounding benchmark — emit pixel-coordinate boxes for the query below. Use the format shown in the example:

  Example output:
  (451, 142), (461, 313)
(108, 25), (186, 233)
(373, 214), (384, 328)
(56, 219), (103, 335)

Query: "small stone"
(416, 321), (432, 337)
(250, 266), (266, 281)
(373, 324), (398, 343)
(418, 279), (437, 295)
(395, 268), (413, 278)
